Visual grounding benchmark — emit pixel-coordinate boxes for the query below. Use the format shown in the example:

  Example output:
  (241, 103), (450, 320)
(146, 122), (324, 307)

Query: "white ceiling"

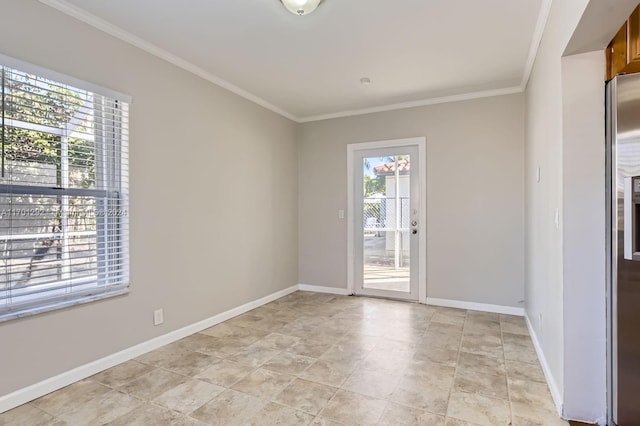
(42, 0), (548, 122)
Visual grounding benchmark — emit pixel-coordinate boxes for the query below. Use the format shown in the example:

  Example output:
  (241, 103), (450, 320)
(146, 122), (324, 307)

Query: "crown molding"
(39, 0), (299, 122)
(40, 0), (549, 124)
(521, 0), (553, 89)
(297, 86), (524, 122)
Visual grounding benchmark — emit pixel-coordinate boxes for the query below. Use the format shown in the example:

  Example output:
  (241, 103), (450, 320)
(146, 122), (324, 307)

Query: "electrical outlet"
(538, 312), (543, 329)
(153, 309), (164, 326)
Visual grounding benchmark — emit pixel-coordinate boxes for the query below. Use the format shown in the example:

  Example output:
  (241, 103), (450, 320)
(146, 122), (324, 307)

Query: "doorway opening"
(347, 137), (426, 303)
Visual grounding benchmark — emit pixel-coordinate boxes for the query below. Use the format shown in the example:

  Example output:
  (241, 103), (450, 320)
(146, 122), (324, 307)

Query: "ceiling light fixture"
(280, 0), (323, 16)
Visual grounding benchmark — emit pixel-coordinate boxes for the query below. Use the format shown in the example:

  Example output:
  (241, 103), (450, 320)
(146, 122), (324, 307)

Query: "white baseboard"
(525, 313), (563, 417)
(426, 297), (525, 316)
(0, 284), (298, 414)
(297, 284), (351, 296)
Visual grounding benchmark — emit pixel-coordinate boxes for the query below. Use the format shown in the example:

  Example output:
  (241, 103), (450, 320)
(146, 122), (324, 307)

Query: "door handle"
(625, 177), (632, 260)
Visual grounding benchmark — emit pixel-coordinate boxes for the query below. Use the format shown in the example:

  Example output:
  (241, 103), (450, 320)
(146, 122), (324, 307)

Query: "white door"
(349, 140), (424, 301)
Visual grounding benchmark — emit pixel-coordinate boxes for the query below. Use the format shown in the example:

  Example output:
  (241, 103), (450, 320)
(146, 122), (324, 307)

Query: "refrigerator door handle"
(625, 177), (633, 260)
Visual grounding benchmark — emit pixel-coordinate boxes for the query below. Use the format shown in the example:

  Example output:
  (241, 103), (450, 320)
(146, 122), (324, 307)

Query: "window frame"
(0, 54), (131, 322)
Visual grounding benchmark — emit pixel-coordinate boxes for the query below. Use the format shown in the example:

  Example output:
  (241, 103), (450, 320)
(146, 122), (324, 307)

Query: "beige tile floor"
(0, 291), (569, 426)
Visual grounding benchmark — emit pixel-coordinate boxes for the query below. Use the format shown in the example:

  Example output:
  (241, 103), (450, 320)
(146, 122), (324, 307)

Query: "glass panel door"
(354, 146), (419, 300)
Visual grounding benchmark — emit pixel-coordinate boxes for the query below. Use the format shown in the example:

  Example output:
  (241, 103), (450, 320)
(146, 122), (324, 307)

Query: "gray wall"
(524, 0), (615, 421)
(524, 0), (574, 406)
(0, 1), (298, 396)
(525, 0), (631, 421)
(298, 94), (526, 307)
(561, 50), (606, 422)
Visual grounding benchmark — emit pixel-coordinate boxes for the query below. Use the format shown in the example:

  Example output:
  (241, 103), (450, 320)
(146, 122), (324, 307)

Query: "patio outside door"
(351, 143), (421, 301)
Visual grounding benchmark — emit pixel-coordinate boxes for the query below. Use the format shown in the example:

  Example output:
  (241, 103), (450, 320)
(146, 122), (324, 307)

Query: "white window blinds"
(0, 61), (130, 321)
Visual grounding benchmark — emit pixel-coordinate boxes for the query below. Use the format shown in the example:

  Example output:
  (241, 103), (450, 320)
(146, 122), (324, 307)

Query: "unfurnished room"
(0, 0), (639, 425)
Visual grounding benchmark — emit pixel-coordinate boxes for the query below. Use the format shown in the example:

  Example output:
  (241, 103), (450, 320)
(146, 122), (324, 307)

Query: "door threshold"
(351, 294), (419, 304)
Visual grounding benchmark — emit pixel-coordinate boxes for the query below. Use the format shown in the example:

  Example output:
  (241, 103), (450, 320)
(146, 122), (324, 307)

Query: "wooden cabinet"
(628, 7), (640, 64)
(607, 5), (640, 80)
(609, 24), (628, 79)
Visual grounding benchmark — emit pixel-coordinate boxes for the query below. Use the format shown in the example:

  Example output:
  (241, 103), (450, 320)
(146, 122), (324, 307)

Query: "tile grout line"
(26, 402), (59, 423)
(422, 307), (461, 424)
(502, 316), (516, 425)
(444, 308), (468, 423)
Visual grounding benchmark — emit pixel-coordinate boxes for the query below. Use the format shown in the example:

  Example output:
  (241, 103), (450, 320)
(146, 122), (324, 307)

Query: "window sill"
(0, 286), (129, 323)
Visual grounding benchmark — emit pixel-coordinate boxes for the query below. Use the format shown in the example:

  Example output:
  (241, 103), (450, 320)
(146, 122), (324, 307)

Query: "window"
(0, 57), (130, 321)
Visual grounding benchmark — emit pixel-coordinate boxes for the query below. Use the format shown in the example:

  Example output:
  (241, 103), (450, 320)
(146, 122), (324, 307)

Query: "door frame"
(347, 137), (427, 303)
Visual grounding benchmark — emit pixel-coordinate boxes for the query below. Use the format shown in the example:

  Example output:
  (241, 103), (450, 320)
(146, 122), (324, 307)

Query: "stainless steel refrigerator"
(606, 73), (640, 426)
